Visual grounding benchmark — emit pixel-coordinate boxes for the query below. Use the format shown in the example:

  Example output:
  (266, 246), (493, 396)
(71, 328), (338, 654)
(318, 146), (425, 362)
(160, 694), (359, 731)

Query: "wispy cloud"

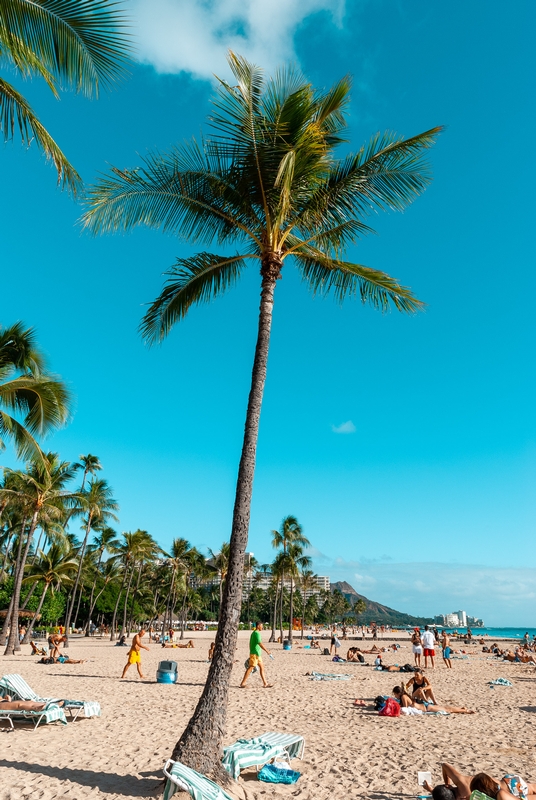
(314, 555), (536, 626)
(332, 420), (356, 434)
(129, 0), (346, 79)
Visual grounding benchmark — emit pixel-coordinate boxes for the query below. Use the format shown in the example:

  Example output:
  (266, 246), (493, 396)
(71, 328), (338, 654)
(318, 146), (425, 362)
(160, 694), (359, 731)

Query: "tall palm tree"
(0, 0), (130, 192)
(285, 543), (311, 642)
(75, 454), (102, 491)
(207, 542), (231, 616)
(271, 516), (309, 642)
(63, 478), (118, 642)
(84, 526), (118, 634)
(83, 52), (441, 779)
(0, 322), (70, 462)
(21, 542), (78, 642)
(0, 452), (78, 655)
(299, 568), (317, 639)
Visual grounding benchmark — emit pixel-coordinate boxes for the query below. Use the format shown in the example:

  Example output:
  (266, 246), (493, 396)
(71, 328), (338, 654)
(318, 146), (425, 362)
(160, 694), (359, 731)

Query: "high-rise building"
(457, 610), (467, 627)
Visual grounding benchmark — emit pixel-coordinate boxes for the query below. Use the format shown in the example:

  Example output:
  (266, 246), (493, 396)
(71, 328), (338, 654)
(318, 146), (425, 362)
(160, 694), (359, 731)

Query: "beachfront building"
(243, 566), (330, 600)
(435, 610), (484, 628)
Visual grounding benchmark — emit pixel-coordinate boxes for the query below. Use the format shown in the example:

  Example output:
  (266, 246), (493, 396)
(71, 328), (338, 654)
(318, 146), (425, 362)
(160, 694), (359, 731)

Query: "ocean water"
(442, 627), (536, 640)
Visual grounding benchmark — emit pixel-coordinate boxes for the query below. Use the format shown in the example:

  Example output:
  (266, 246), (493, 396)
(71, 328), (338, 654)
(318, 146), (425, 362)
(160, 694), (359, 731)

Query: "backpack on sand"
(378, 697), (400, 717)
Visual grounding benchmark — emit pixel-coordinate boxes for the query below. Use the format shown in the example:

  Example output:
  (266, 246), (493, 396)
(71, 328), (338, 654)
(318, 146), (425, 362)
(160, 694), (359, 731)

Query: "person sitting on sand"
(406, 669), (438, 704)
(47, 633), (67, 659)
(392, 686), (475, 714)
(30, 641), (47, 656)
(347, 647), (365, 662)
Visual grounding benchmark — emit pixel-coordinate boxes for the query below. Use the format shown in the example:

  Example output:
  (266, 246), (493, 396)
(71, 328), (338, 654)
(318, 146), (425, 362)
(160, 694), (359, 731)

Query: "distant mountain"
(331, 581), (434, 627)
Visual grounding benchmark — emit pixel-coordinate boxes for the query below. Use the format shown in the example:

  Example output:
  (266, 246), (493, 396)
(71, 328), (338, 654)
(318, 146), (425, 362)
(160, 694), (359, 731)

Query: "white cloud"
(332, 420), (356, 434)
(129, 0), (346, 79)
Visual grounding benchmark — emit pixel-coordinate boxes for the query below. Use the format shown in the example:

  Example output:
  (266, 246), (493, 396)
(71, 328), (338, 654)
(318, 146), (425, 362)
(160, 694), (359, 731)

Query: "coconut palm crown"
(83, 51), (442, 780)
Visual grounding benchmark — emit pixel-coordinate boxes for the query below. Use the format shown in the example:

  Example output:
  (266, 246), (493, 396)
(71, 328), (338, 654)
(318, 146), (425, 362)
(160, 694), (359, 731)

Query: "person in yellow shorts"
(240, 622), (273, 688)
(121, 629), (150, 679)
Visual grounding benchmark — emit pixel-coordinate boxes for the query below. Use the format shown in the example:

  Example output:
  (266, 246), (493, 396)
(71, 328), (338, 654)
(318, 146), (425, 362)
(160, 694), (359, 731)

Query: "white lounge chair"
(0, 701), (67, 730)
(0, 673), (100, 721)
(163, 760), (235, 800)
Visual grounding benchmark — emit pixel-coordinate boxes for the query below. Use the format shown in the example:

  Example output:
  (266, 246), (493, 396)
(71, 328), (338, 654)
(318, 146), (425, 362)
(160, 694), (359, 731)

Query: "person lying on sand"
(423, 765), (536, 800)
(392, 686), (475, 714)
(161, 639), (194, 649)
(0, 695), (64, 711)
(38, 655), (86, 664)
(406, 669), (438, 704)
(470, 774), (536, 800)
(30, 641), (47, 656)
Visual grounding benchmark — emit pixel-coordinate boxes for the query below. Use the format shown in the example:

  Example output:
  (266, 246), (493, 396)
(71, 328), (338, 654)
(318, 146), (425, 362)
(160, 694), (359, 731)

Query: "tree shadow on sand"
(0, 760), (161, 797)
(519, 706), (536, 713)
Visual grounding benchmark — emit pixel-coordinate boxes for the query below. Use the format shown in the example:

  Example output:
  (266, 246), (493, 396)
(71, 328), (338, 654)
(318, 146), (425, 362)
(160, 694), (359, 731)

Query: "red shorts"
(423, 648), (435, 657)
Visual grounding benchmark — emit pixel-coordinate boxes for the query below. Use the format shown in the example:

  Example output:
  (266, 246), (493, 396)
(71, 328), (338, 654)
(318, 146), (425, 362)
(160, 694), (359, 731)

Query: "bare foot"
(263, 684), (274, 688)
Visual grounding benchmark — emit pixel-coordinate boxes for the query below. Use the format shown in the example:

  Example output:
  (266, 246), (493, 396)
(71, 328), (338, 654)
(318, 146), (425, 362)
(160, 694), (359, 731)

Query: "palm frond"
(0, 76), (81, 192)
(294, 248), (423, 312)
(0, 410), (46, 461)
(0, 0), (132, 96)
(83, 146), (260, 246)
(141, 252), (256, 344)
(0, 374), (71, 434)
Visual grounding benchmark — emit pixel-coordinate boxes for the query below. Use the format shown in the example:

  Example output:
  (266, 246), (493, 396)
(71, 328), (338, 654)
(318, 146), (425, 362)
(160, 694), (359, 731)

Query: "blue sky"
(1, 0), (535, 625)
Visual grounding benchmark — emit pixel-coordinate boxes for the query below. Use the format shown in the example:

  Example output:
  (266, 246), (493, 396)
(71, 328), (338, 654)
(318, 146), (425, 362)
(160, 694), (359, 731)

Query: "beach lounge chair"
(162, 760), (235, 800)
(222, 732), (304, 779)
(0, 701), (67, 730)
(0, 673), (100, 721)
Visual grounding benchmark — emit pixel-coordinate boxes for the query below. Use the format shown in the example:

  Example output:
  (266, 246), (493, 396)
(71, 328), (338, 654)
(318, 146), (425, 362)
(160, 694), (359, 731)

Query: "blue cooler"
(156, 660), (178, 684)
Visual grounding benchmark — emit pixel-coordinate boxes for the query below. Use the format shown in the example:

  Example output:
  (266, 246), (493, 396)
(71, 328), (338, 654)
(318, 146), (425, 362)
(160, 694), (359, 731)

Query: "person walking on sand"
(442, 630), (452, 669)
(412, 628), (423, 667)
(121, 629), (149, 679)
(240, 622), (273, 688)
(422, 625), (436, 669)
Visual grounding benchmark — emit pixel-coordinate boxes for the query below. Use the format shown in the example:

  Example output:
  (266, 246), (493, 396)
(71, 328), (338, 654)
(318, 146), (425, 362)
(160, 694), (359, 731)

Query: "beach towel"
(258, 763), (300, 784)
(488, 678), (512, 686)
(222, 738), (286, 779)
(308, 671), (351, 681)
(470, 792), (495, 800)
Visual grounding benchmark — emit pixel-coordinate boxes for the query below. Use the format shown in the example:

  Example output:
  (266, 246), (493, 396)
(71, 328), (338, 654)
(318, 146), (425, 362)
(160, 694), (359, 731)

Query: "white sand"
(0, 632), (535, 800)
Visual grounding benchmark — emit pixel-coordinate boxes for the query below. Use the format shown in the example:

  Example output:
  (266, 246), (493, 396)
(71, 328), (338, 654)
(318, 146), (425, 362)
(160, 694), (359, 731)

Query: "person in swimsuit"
(240, 622), (273, 688)
(470, 773), (536, 800)
(412, 628), (423, 667)
(392, 686), (475, 714)
(442, 631), (452, 669)
(0, 695), (62, 712)
(47, 633), (67, 659)
(121, 629), (149, 679)
(405, 669), (438, 704)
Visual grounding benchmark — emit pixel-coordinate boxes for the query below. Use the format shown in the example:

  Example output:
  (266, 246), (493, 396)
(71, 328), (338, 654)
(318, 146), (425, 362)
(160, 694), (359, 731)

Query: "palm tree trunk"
(0, 532), (13, 584)
(20, 580), (39, 610)
(127, 563), (143, 633)
(84, 572), (100, 635)
(269, 579), (278, 643)
(170, 268), (278, 779)
(110, 566), (128, 641)
(279, 572), (284, 643)
(72, 581), (84, 630)
(4, 509), (39, 656)
(288, 577), (294, 642)
(121, 563), (135, 635)
(21, 583), (49, 644)
(64, 513), (93, 646)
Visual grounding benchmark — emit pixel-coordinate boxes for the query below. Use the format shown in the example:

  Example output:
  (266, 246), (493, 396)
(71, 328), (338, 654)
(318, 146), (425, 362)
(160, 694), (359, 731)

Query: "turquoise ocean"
(436, 627), (536, 640)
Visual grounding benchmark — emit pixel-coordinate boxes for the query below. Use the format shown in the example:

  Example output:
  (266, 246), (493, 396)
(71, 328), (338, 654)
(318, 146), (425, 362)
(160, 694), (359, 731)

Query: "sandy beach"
(0, 631), (535, 800)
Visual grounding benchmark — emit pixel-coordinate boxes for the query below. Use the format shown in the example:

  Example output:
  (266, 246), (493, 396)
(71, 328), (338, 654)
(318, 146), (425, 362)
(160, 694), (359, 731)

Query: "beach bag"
(378, 698), (400, 717)
(258, 763), (300, 784)
(373, 695), (387, 711)
(323, 648), (330, 655)
(357, 653), (365, 663)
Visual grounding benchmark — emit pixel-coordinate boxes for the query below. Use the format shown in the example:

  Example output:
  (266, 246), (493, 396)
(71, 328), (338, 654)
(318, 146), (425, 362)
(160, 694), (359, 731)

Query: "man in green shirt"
(240, 622), (273, 688)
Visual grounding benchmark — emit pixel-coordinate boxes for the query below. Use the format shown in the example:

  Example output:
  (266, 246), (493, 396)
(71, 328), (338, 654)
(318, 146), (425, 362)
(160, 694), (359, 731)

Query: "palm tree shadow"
(0, 760), (161, 797)
(520, 706), (536, 713)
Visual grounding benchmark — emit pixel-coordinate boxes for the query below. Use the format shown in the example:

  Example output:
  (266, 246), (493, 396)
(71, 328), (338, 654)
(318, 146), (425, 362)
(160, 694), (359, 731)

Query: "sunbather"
(347, 648), (365, 662)
(392, 686), (475, 714)
(30, 641), (47, 656)
(424, 765), (536, 800)
(0, 694), (63, 711)
(161, 639), (194, 649)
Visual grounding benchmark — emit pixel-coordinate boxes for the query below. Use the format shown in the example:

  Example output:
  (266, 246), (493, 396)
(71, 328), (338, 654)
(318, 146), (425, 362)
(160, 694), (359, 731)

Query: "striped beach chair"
(0, 674), (100, 721)
(0, 701), (67, 730)
(162, 760), (235, 800)
(222, 731), (304, 778)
